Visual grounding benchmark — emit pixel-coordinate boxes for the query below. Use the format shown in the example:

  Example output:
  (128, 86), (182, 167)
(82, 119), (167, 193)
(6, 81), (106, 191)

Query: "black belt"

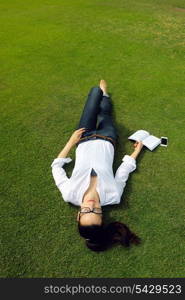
(77, 134), (116, 148)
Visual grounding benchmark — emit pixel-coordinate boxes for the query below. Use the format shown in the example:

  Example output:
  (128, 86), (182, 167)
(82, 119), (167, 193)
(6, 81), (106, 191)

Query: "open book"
(128, 130), (161, 151)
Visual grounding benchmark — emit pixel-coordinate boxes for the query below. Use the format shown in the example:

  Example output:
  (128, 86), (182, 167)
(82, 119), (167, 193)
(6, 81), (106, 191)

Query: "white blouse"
(51, 139), (136, 206)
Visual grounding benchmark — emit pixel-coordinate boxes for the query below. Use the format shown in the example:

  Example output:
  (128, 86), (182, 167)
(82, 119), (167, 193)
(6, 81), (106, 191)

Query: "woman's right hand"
(133, 141), (144, 152)
(130, 141), (143, 159)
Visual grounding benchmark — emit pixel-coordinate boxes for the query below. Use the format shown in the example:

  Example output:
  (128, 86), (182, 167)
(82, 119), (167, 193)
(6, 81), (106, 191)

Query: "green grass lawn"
(0, 0), (185, 278)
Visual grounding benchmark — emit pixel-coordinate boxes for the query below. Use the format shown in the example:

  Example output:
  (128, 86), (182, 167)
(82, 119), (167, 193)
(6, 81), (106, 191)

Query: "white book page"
(142, 135), (161, 151)
(128, 130), (149, 142)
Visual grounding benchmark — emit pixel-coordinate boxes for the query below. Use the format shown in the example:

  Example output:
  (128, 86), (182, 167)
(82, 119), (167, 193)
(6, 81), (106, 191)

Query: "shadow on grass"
(102, 98), (146, 225)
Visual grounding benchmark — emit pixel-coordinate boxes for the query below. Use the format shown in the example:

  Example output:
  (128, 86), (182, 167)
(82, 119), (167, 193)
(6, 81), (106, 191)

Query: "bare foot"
(99, 79), (108, 94)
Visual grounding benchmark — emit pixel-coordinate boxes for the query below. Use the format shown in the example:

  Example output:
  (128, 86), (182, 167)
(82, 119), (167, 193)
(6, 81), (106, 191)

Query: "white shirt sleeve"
(115, 155), (136, 197)
(51, 157), (72, 199)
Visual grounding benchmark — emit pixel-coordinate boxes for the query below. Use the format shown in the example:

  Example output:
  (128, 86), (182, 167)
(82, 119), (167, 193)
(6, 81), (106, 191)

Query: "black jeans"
(77, 87), (118, 146)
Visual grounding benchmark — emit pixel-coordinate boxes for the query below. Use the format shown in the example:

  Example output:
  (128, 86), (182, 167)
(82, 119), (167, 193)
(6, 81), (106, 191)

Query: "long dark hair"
(78, 221), (141, 252)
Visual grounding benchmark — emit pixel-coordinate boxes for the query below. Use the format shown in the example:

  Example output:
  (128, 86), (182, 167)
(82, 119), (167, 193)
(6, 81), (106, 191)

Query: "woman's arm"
(57, 128), (86, 158)
(130, 142), (143, 159)
(115, 142), (144, 197)
(51, 128), (86, 199)
(57, 141), (74, 158)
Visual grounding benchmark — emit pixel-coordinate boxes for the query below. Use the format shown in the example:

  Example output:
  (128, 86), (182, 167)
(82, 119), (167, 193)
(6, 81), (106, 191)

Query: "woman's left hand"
(68, 128), (86, 146)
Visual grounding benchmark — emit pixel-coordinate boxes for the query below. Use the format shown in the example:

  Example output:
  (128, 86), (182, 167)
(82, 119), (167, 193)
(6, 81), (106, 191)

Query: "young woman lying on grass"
(51, 80), (143, 252)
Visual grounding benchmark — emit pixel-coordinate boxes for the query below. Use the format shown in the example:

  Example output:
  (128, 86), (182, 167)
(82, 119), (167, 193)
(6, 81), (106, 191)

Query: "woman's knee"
(89, 86), (102, 96)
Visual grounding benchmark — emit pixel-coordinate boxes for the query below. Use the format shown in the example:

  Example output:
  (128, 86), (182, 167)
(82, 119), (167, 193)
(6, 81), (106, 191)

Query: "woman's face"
(77, 197), (102, 226)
